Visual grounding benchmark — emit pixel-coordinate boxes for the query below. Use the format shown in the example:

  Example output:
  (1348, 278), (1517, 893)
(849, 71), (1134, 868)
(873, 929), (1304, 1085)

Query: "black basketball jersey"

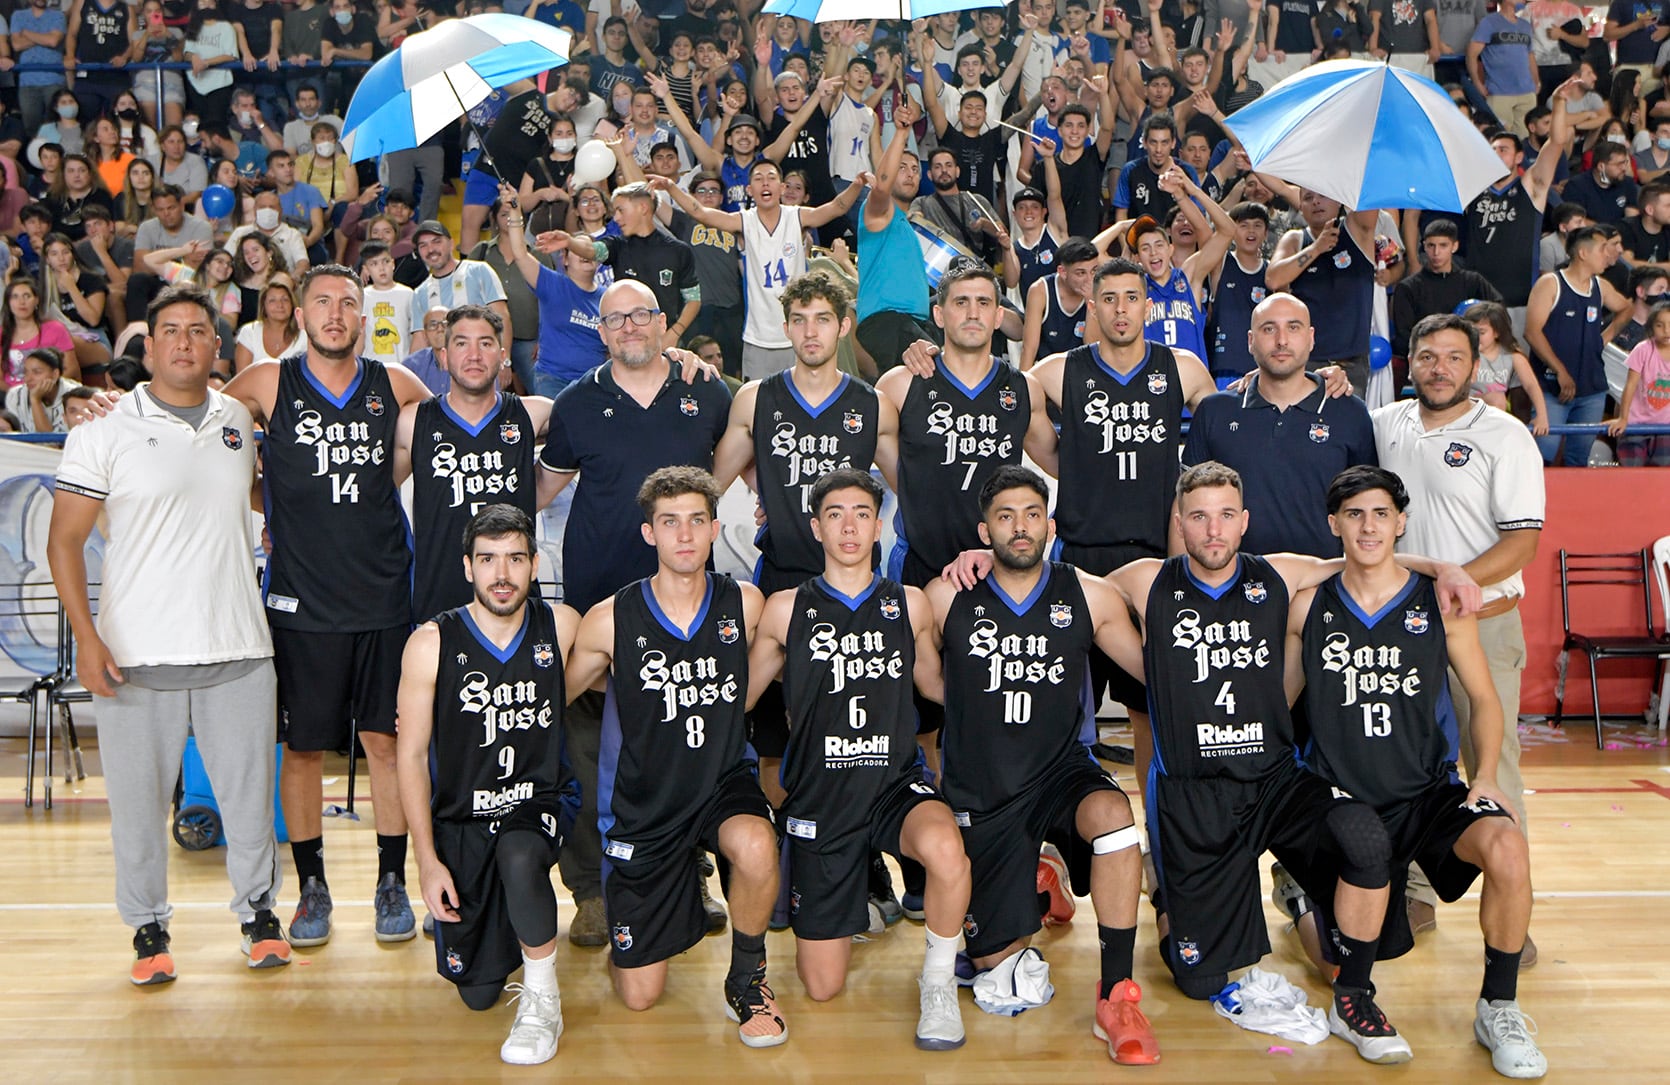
(940, 563), (1096, 816)
(1465, 178), (1543, 307)
(1038, 275), (1088, 359)
(262, 356), (409, 632)
(429, 602), (573, 825)
(410, 393), (539, 624)
(1208, 253), (1266, 378)
(1056, 343), (1184, 554)
(779, 576), (918, 846)
(1143, 554), (1296, 782)
(600, 574), (750, 865)
(1301, 573), (1459, 810)
(895, 359), (1030, 578)
(753, 372), (880, 579)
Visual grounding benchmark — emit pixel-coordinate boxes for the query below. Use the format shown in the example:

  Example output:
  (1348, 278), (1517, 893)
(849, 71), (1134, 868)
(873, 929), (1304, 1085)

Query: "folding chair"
(0, 580), (73, 808)
(1553, 549), (1670, 749)
(1653, 537), (1670, 734)
(41, 597), (93, 808)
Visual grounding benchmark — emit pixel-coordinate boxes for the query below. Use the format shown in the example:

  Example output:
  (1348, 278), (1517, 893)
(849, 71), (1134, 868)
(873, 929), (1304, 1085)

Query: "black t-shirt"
(936, 124), (1007, 207)
(598, 227), (699, 320)
(323, 11), (377, 53)
(766, 105), (836, 208)
(45, 190), (117, 243)
(1621, 216), (1670, 263)
(230, 2), (283, 58)
(1055, 145), (1106, 239)
(482, 89), (557, 188)
(77, 0), (131, 63)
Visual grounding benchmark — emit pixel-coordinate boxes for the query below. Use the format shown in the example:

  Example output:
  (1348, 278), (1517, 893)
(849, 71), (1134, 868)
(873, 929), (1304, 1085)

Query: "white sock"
(522, 950), (560, 998)
(922, 926), (961, 986)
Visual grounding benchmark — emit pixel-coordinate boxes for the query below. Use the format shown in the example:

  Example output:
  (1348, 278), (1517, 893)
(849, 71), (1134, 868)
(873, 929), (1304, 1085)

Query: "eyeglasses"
(693, 186), (722, 196)
(600, 306), (662, 329)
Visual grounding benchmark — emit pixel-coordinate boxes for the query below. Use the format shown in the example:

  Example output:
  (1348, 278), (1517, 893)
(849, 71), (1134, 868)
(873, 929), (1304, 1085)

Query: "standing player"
(1284, 466), (1544, 1078)
(395, 304), (554, 625)
(563, 467), (786, 1048)
(396, 506), (581, 1066)
(712, 271), (900, 805)
(1101, 462), (1478, 1064)
(221, 264), (433, 946)
(746, 469), (972, 1050)
(925, 466), (1159, 1065)
(1126, 172), (1234, 360)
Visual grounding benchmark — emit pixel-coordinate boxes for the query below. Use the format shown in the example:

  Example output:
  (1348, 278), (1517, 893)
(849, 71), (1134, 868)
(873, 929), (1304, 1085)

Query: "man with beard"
(924, 466), (1160, 1066)
(533, 279), (731, 947)
(411, 219), (513, 355)
(563, 467), (785, 1047)
(395, 305), (558, 626)
(746, 469), (970, 1050)
(396, 506), (581, 1066)
(220, 264), (433, 946)
(856, 96), (935, 372)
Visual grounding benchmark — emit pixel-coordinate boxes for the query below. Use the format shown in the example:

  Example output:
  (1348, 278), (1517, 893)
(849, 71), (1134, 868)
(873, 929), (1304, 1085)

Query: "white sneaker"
(915, 977), (966, 1050)
(1329, 988), (1413, 1064)
(1474, 999), (1547, 1079)
(499, 983), (563, 1066)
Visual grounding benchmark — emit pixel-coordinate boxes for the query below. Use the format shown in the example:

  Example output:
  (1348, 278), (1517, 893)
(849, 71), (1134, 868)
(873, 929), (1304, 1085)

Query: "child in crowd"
(360, 241), (414, 365)
(1608, 300), (1670, 466)
(1463, 301), (1549, 435)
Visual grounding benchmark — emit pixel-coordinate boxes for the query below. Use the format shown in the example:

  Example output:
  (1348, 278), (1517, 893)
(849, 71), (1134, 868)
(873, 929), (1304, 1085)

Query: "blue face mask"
(1657, 137), (1670, 151)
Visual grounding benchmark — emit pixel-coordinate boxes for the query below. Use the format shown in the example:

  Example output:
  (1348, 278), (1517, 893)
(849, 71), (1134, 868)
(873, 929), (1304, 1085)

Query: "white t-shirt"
(54, 386), (272, 667)
(741, 205), (807, 349)
(1372, 398), (1546, 603)
(412, 259), (508, 333)
(362, 283), (415, 363)
(224, 224), (309, 273)
(235, 321), (308, 365)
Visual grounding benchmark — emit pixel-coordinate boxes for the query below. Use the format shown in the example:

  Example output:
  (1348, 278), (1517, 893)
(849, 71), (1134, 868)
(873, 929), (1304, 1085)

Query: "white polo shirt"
(56, 385), (272, 668)
(1372, 398), (1546, 604)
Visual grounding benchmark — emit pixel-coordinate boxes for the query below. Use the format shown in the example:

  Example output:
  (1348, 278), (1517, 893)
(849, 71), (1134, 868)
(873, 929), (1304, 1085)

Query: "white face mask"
(553, 137), (577, 153)
(314, 141), (336, 158)
(255, 207), (280, 230)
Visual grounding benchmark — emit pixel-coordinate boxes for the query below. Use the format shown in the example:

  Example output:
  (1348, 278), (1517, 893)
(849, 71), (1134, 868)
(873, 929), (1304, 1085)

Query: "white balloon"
(571, 140), (617, 186)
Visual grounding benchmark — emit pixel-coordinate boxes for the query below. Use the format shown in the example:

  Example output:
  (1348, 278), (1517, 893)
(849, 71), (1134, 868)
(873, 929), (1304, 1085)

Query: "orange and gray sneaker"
(241, 909), (292, 969)
(724, 965), (789, 1048)
(131, 922), (176, 986)
(1037, 844), (1075, 927)
(1094, 979), (1161, 1065)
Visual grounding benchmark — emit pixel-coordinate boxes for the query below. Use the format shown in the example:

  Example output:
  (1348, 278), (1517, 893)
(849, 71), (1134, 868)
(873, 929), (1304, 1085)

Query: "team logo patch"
(658, 269), (673, 286)
(1243, 581), (1268, 604)
(790, 889), (802, 915)
(1174, 276), (1188, 294)
(533, 643), (555, 668)
(1404, 610), (1430, 635)
(1443, 441), (1474, 468)
(1308, 421), (1330, 444)
(1049, 603), (1072, 628)
(998, 387), (1017, 411)
(1148, 371), (1168, 395)
(499, 423), (521, 444)
(612, 925), (634, 951)
(1074, 319), (1086, 338)
(680, 396), (699, 417)
(1177, 939), (1201, 967)
(221, 426), (243, 450)
(1586, 305), (1599, 323)
(717, 617), (739, 644)
(842, 409), (864, 434)
(1332, 251), (1351, 270)
(445, 949), (464, 974)
(1250, 286), (1267, 303)
(880, 597), (901, 620)
(963, 914), (980, 939)
(364, 392), (385, 416)
(1039, 250), (1054, 265)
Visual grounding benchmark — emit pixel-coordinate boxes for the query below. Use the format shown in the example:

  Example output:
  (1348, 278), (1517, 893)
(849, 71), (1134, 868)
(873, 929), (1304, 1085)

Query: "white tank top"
(828, 93), (875, 183)
(741, 205), (807, 349)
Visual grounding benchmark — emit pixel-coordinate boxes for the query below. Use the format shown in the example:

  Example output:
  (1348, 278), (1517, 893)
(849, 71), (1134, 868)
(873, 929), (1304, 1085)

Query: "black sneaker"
(868, 853), (903, 926)
(240, 909), (293, 969)
(1328, 985), (1413, 1064)
(131, 922), (175, 986)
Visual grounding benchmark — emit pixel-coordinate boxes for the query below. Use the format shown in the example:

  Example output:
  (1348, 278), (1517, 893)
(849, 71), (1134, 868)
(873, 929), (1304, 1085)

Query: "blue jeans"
(530, 370), (571, 400)
(1536, 390), (1607, 466)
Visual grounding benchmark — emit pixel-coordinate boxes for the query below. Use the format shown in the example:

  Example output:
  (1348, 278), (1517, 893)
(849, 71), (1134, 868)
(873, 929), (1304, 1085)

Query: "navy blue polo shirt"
(539, 363), (730, 612)
(1182, 373), (1378, 558)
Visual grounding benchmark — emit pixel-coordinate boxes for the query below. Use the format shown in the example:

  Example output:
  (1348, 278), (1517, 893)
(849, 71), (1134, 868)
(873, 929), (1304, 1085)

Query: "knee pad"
(1325, 802), (1392, 890)
(458, 980), (505, 1011)
(1091, 825), (1141, 855)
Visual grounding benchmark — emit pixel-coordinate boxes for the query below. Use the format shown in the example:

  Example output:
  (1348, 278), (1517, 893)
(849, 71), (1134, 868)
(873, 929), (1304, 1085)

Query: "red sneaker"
(130, 923), (176, 986)
(1095, 979), (1161, 1065)
(1037, 845), (1075, 927)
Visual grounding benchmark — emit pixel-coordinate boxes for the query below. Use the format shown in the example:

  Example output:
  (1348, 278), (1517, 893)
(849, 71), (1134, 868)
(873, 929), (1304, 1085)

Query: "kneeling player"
(747, 468), (972, 1049)
(564, 467), (787, 1048)
(926, 466), (1160, 1065)
(396, 506), (581, 1066)
(1285, 466), (1543, 1079)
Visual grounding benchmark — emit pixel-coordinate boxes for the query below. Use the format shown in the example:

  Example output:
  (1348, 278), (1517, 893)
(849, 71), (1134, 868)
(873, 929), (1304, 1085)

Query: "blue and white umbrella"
(762, 0), (1001, 22)
(1223, 59), (1505, 212)
(341, 14), (571, 163)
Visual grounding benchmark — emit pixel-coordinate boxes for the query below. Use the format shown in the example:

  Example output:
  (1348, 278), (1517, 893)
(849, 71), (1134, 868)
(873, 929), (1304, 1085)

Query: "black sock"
(291, 837), (325, 887)
(377, 834), (408, 883)
(726, 930), (766, 996)
(1480, 944), (1522, 1003)
(1098, 925), (1137, 998)
(1334, 931), (1379, 992)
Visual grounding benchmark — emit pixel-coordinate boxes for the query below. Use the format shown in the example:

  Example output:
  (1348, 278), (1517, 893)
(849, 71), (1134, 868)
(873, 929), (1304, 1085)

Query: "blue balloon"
(1369, 335), (1392, 370)
(1453, 297), (1484, 315)
(200, 183), (235, 219)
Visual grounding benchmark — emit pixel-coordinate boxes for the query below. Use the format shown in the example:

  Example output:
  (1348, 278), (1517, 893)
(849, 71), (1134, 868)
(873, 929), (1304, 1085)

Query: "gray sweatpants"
(100, 663), (282, 928)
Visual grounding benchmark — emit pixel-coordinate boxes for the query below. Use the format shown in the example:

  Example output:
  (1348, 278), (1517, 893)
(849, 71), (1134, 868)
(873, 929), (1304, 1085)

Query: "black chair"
(42, 599), (92, 808)
(0, 581), (71, 808)
(1553, 550), (1670, 749)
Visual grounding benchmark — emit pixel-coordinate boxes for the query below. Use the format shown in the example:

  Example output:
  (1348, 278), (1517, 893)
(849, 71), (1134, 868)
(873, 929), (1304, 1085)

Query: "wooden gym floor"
(2, 718), (1666, 1084)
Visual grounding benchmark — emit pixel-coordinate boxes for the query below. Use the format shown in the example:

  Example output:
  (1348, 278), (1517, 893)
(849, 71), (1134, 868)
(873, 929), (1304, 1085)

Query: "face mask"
(57, 103), (78, 120)
(1606, 133), (1628, 145)
(298, 106), (318, 121)
(1596, 171), (1613, 188)
(334, 10), (353, 25)
(1647, 292), (1670, 307)
(117, 108), (140, 123)
(255, 208), (280, 230)
(553, 137), (577, 153)
(183, 120), (199, 138)
(613, 96), (632, 115)
(1657, 138), (1670, 151)
(314, 141), (336, 157)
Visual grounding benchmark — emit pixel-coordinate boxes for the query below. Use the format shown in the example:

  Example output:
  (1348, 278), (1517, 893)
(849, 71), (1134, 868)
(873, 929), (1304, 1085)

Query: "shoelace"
(134, 926), (168, 956)
(503, 983), (560, 1028)
(1339, 992), (1395, 1036)
(921, 982), (959, 1017)
(1488, 1005), (1539, 1047)
(298, 885), (329, 918)
(732, 975), (780, 1024)
(375, 884), (408, 916)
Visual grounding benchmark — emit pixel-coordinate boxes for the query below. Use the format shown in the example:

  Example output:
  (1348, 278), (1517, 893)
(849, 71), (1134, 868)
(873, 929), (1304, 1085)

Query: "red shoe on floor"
(1037, 844), (1075, 927)
(131, 923), (176, 986)
(1094, 979), (1161, 1065)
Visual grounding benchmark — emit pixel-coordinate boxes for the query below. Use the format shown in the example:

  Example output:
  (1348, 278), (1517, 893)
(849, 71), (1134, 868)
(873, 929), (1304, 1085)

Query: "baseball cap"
(1012, 186), (1046, 208)
(412, 219), (451, 240)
